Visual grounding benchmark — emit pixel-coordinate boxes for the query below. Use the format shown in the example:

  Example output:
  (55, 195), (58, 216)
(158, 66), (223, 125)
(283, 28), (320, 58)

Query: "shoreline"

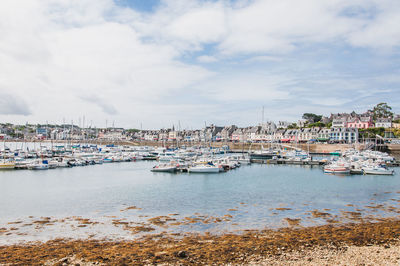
(3, 139), (400, 158)
(2, 219), (400, 265)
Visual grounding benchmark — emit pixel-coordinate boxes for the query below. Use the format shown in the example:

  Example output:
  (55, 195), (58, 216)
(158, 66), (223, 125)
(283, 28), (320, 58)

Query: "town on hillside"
(1, 103), (399, 144)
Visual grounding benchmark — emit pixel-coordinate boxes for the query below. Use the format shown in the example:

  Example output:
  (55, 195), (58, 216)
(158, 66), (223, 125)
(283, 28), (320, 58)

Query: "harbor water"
(1, 160), (400, 244)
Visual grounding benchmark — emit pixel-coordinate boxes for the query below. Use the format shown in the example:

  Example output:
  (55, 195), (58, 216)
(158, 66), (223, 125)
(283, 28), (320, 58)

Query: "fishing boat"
(323, 162), (350, 174)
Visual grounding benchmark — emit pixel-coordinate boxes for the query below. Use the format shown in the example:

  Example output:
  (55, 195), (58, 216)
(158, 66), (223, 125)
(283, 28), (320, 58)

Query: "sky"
(0, 0), (399, 129)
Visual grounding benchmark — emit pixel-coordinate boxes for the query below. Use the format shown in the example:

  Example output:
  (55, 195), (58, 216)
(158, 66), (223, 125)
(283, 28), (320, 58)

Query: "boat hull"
(363, 169), (394, 175)
(350, 169), (363, 175)
(188, 167), (220, 173)
(151, 167), (176, 173)
(324, 168), (350, 174)
(249, 153), (277, 160)
(0, 164), (15, 169)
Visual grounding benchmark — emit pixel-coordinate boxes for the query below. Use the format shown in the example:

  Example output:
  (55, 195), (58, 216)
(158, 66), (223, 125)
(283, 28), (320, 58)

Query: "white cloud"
(140, 0), (400, 54)
(165, 5), (226, 44)
(347, 2), (400, 49)
(0, 92), (31, 115)
(197, 55), (217, 63)
(193, 73), (291, 102)
(309, 97), (350, 107)
(0, 0), (212, 127)
(0, 0), (399, 128)
(245, 55), (282, 63)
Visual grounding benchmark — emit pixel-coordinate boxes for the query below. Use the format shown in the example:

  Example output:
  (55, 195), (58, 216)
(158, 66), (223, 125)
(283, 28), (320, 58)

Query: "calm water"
(0, 161), (399, 243)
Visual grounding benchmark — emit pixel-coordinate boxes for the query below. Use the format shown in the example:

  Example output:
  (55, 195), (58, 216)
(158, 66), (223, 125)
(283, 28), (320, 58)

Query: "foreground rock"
(2, 219), (400, 265)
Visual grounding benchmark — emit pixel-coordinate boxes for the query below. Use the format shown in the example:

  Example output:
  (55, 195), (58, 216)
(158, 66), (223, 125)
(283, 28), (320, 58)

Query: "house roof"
(376, 117), (392, 123)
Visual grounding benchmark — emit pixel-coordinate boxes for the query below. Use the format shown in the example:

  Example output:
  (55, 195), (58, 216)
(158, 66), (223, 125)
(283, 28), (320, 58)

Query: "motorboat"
(151, 163), (177, 173)
(103, 158), (113, 163)
(188, 163), (221, 173)
(324, 162), (350, 174)
(362, 165), (394, 175)
(48, 160), (60, 169)
(349, 162), (363, 175)
(0, 160), (15, 169)
(229, 155), (251, 165)
(28, 160), (49, 170)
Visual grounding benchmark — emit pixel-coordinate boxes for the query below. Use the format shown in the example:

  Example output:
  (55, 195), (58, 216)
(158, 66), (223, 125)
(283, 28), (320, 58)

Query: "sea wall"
(388, 144), (400, 159)
(11, 139), (400, 158)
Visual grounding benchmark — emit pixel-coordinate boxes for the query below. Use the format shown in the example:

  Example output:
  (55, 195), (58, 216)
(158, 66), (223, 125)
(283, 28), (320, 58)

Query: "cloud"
(0, 0), (399, 128)
(0, 0), (212, 127)
(140, 0), (400, 55)
(193, 73), (291, 102)
(80, 95), (118, 115)
(347, 2), (400, 49)
(245, 56), (282, 63)
(197, 55), (217, 63)
(0, 92), (31, 115)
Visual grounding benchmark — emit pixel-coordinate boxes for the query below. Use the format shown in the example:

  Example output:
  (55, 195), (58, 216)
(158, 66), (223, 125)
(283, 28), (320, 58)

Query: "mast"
(262, 106), (265, 125)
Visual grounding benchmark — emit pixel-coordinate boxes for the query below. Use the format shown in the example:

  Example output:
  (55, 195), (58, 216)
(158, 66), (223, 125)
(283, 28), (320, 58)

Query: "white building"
(329, 128), (358, 143)
(375, 118), (392, 128)
(332, 117), (348, 128)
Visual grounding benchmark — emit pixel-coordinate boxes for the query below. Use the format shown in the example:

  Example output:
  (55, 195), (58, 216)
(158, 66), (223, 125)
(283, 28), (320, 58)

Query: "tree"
(126, 129), (140, 133)
(302, 113), (322, 123)
(370, 102), (393, 120)
(359, 127), (385, 138)
(307, 122), (325, 128)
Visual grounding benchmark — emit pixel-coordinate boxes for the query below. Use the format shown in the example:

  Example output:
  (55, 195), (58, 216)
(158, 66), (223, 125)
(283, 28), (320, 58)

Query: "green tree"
(307, 122), (325, 128)
(287, 123), (298, 129)
(359, 127), (385, 138)
(302, 113), (322, 123)
(126, 129), (140, 133)
(370, 102), (393, 120)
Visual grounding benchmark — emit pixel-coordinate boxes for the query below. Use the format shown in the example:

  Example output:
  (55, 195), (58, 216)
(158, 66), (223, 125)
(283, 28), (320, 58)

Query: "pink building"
(346, 116), (373, 129)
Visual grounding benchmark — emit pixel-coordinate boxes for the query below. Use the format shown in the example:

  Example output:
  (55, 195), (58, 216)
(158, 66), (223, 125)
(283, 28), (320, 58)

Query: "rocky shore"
(1, 219), (400, 265)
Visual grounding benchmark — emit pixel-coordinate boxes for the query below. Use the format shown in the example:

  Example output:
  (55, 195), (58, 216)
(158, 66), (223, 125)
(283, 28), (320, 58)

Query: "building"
(260, 122), (277, 133)
(346, 116), (373, 129)
(282, 129), (299, 142)
(246, 126), (260, 142)
(231, 128), (246, 142)
(375, 118), (392, 128)
(220, 125), (237, 142)
(329, 128), (358, 143)
(297, 119), (308, 128)
(168, 130), (178, 141)
(298, 127), (320, 142)
(274, 129), (286, 142)
(318, 128), (331, 142)
(277, 121), (290, 129)
(332, 117), (348, 128)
